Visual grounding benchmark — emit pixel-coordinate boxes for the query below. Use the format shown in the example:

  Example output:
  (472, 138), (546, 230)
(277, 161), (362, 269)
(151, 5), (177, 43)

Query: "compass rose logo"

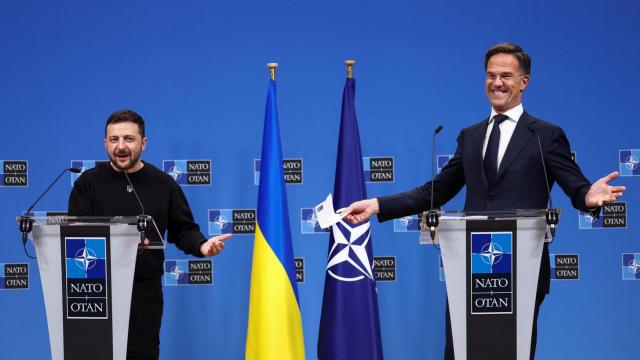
(169, 264), (185, 280)
(74, 247), (98, 271)
(214, 214), (228, 231)
(326, 219), (374, 282)
(168, 164), (184, 182)
(623, 253), (640, 280)
(480, 241), (504, 266)
(471, 232), (512, 274)
(626, 258), (640, 274)
(623, 154), (639, 171)
(619, 149), (640, 176)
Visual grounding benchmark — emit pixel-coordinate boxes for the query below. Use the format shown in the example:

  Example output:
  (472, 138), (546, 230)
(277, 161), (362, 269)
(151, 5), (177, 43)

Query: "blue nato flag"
(317, 77), (384, 359)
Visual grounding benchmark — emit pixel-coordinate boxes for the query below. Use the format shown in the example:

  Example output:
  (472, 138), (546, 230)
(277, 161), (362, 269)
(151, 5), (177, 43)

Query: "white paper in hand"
(315, 193), (350, 229)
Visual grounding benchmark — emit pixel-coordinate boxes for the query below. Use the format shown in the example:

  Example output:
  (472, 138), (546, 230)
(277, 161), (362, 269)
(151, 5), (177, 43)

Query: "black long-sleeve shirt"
(68, 161), (206, 281)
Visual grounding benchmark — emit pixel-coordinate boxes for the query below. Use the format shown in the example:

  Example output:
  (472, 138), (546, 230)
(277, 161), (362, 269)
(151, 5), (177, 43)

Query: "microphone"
(19, 167), (82, 256)
(426, 125), (443, 241)
(528, 124), (559, 240)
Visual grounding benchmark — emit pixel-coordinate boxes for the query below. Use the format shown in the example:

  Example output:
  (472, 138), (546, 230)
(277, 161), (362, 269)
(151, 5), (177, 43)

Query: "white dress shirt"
(482, 103), (524, 170)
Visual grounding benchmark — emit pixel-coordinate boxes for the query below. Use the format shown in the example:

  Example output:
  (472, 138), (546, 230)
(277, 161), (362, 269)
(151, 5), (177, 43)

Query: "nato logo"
(551, 254), (579, 280)
(294, 258), (305, 283)
(300, 208), (329, 234)
(326, 219), (375, 282)
(619, 149), (640, 176)
(373, 256), (396, 282)
(65, 237), (108, 319)
(0, 263), (28, 290)
(70, 160), (110, 186)
(208, 209), (256, 235)
(363, 156), (394, 183)
(470, 232), (513, 314)
(163, 160), (211, 185)
(393, 215), (421, 232)
(579, 202), (627, 229)
(622, 253), (640, 280)
(1, 160), (28, 187)
(254, 158), (303, 185)
(437, 155), (454, 174)
(164, 260), (213, 286)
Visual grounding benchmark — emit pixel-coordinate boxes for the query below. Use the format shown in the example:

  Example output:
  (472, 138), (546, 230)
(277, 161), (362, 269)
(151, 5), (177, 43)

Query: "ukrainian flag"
(246, 78), (305, 360)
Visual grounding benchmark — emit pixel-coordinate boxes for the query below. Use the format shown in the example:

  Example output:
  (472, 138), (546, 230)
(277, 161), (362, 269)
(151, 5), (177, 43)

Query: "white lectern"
(24, 216), (141, 360)
(420, 210), (551, 360)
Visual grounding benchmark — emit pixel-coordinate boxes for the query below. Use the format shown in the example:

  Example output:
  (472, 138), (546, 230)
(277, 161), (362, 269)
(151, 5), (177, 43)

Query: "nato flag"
(317, 77), (384, 359)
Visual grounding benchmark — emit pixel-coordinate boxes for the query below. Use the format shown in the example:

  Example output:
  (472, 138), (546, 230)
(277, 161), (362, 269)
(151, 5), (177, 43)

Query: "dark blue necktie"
(484, 114), (509, 187)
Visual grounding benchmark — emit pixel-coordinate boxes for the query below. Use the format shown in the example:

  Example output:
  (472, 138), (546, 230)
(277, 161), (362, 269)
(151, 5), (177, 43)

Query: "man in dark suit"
(344, 42), (625, 359)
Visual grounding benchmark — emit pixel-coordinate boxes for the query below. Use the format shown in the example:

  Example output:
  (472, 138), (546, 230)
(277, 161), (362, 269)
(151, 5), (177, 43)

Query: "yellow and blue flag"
(317, 77), (384, 359)
(246, 79), (305, 360)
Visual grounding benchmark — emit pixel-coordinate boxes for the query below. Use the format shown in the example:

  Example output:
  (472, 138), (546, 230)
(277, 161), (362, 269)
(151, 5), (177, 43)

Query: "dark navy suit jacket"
(378, 111), (593, 293)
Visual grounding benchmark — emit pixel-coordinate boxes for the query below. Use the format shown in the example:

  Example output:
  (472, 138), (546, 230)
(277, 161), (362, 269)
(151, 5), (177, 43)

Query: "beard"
(109, 149), (142, 171)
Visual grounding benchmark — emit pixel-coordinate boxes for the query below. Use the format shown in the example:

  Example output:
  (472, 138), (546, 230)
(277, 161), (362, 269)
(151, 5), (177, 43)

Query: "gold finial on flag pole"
(345, 60), (356, 78)
(267, 63), (279, 80)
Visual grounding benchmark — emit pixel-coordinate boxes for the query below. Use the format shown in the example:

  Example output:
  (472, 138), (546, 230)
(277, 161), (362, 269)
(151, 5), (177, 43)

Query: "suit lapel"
(496, 111), (536, 179)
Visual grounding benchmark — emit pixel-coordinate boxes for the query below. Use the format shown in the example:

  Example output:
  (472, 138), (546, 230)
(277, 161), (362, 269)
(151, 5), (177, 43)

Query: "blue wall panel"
(1, 1), (638, 358)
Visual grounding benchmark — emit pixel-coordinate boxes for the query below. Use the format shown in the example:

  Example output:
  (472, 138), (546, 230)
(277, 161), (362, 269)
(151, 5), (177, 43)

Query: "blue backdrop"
(1, 1), (638, 359)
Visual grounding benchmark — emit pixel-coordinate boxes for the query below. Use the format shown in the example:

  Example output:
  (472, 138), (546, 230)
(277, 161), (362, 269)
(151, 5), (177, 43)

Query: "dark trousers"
(127, 278), (164, 360)
(444, 292), (546, 360)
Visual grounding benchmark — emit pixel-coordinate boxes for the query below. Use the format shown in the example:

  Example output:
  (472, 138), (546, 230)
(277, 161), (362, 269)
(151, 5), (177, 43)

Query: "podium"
(420, 210), (551, 360)
(23, 216), (142, 360)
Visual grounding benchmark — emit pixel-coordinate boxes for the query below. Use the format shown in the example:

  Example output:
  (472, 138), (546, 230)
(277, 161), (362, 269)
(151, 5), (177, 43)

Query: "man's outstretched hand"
(585, 171), (625, 207)
(343, 198), (380, 224)
(200, 233), (232, 256)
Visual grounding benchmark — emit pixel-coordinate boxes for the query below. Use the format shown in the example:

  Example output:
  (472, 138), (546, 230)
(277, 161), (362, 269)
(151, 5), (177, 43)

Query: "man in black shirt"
(68, 109), (230, 359)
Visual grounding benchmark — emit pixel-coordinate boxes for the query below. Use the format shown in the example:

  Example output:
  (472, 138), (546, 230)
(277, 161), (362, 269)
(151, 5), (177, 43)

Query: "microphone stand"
(19, 167), (81, 258)
(426, 125), (443, 241)
(122, 170), (151, 250)
(532, 126), (560, 241)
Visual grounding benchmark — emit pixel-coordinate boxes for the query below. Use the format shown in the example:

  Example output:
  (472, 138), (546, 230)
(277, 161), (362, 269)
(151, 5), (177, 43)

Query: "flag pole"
(345, 60), (356, 78)
(267, 62), (278, 80)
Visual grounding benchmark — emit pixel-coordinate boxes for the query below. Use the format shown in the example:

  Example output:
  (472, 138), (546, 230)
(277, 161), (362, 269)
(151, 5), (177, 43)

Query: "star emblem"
(627, 258), (640, 274)
(74, 247), (97, 271)
(169, 265), (185, 280)
(214, 214), (228, 230)
(326, 219), (374, 282)
(624, 155), (639, 171)
(168, 164), (183, 181)
(480, 241), (504, 266)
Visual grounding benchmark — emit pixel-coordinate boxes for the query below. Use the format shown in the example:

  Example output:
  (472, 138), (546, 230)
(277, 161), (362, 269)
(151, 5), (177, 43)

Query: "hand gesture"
(343, 198), (379, 224)
(200, 233), (232, 256)
(585, 171), (625, 207)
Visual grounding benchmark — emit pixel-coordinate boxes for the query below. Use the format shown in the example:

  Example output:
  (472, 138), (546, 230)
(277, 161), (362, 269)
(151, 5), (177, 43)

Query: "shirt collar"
(489, 103), (524, 124)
